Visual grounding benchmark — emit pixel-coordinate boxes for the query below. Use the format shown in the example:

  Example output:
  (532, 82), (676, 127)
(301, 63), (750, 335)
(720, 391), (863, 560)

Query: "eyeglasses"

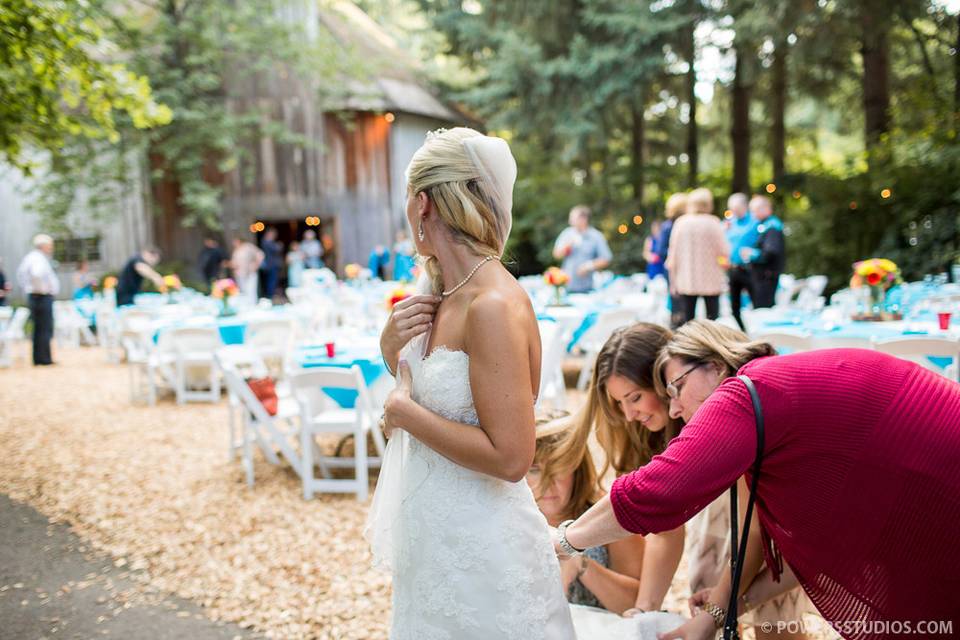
(665, 363), (704, 400)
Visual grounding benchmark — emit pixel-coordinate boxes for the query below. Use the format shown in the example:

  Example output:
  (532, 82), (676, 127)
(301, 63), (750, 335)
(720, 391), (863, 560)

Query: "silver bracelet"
(557, 519), (584, 557)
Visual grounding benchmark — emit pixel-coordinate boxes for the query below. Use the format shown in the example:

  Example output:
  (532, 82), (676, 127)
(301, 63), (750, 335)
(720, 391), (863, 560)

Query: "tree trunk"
(731, 44), (751, 194)
(684, 23), (698, 188)
(630, 94), (645, 203)
(955, 12), (960, 134)
(860, 1), (890, 149)
(771, 38), (787, 182)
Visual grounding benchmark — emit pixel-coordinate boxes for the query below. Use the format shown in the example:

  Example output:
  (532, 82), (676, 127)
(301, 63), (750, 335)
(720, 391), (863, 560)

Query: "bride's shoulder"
(464, 283), (534, 338)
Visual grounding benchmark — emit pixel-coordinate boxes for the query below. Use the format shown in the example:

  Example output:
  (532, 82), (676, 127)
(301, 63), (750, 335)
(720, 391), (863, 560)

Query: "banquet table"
(294, 344), (390, 408)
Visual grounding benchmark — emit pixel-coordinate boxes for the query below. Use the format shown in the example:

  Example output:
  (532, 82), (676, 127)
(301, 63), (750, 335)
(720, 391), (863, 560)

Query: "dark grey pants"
(28, 293), (54, 365)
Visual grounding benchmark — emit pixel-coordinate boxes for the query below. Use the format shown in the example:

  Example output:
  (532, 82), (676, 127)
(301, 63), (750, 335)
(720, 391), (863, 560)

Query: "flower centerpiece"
(850, 258), (902, 321)
(102, 276), (118, 290)
(544, 267), (571, 306)
(211, 278), (239, 316)
(344, 263), (362, 280)
(387, 286), (413, 310)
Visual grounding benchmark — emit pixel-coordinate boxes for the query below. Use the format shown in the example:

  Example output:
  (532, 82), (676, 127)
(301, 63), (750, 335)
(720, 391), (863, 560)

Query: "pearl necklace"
(442, 256), (496, 297)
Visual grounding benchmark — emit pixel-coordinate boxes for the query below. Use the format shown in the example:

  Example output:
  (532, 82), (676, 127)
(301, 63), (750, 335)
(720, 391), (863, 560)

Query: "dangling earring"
(418, 220), (425, 242)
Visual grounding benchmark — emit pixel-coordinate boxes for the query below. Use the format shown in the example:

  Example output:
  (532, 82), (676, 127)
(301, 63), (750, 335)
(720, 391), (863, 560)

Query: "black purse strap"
(722, 375), (765, 639)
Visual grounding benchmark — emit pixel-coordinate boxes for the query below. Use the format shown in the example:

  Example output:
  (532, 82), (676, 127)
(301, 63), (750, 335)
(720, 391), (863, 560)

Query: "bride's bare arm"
(383, 291), (536, 482)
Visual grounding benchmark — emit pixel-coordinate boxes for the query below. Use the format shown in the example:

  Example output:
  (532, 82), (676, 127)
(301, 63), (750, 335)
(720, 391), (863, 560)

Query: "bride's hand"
(380, 294), (441, 368)
(383, 360), (414, 439)
(657, 612), (716, 640)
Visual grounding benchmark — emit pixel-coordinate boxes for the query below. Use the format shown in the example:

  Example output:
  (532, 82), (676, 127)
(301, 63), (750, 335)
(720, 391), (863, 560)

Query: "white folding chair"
(158, 326), (223, 404)
(219, 360), (303, 488)
(873, 336), (960, 383)
(812, 336), (875, 351)
(122, 333), (175, 406)
(95, 306), (122, 362)
(754, 331), (814, 354)
(290, 366), (385, 501)
(0, 307), (30, 367)
(215, 346), (273, 462)
(536, 319), (568, 412)
(54, 301), (96, 348)
(245, 318), (295, 374)
(576, 308), (638, 391)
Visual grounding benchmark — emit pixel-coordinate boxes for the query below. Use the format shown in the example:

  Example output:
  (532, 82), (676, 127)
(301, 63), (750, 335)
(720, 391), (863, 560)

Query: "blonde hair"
(576, 323), (682, 477)
(653, 320), (776, 397)
(664, 193), (688, 220)
(406, 127), (510, 294)
(686, 187), (714, 215)
(532, 417), (601, 521)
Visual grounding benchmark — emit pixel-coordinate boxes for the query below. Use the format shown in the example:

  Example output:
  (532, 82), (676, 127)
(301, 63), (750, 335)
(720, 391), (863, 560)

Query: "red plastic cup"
(325, 342), (336, 358)
(938, 312), (951, 331)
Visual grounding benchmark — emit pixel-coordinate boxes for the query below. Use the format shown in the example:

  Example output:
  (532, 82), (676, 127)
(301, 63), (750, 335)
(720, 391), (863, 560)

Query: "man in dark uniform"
(116, 246), (165, 306)
(198, 237), (226, 285)
(740, 195), (785, 308)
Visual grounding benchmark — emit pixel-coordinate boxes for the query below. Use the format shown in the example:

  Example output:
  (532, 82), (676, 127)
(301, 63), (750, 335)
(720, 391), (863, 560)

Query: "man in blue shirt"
(552, 205), (612, 294)
(741, 195), (785, 309)
(724, 192), (759, 331)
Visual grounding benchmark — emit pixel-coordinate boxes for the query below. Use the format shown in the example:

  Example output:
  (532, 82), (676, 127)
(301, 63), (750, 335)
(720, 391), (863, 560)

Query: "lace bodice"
(411, 347), (478, 425)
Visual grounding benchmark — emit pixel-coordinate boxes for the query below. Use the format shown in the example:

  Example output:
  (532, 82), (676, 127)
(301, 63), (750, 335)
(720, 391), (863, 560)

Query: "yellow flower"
(102, 276), (118, 290)
(344, 263), (361, 279)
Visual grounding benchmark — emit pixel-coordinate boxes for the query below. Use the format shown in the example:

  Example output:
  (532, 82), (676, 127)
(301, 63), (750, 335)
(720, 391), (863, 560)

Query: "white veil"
(461, 133), (517, 250)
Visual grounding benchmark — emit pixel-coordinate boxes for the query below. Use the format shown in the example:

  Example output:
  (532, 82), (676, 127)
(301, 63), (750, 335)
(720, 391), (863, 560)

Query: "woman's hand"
(380, 294), (440, 369)
(657, 611), (717, 640)
(687, 588), (713, 617)
(382, 360), (414, 439)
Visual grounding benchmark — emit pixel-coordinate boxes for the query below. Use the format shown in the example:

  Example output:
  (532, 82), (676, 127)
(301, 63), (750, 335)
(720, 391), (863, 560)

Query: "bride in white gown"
(366, 127), (575, 640)
(365, 127), (685, 640)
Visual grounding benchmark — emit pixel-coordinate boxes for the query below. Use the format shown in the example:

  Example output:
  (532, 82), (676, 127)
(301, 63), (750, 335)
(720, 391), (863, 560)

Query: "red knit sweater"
(610, 349), (960, 638)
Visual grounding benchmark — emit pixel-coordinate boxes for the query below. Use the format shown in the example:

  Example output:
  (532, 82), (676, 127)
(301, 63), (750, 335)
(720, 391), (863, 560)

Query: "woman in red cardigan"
(555, 320), (960, 639)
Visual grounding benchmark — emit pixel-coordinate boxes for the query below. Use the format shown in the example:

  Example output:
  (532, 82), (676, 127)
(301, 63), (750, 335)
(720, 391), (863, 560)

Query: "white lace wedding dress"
(367, 334), (576, 640)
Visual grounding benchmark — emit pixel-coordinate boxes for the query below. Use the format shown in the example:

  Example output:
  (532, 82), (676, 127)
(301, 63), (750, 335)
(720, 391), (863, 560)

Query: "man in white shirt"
(16, 234), (60, 365)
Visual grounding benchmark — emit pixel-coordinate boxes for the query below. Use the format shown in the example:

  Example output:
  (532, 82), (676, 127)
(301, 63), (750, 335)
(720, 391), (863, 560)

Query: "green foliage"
(0, 0), (170, 172)
(32, 0), (363, 231)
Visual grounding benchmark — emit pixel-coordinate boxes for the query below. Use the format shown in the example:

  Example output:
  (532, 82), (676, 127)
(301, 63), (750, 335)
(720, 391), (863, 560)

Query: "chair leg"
(243, 420), (255, 487)
(576, 349), (597, 391)
(356, 426), (368, 502)
(301, 429), (314, 500)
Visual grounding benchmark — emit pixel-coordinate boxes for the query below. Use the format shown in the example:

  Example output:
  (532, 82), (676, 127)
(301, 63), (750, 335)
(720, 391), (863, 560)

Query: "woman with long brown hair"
(573, 323), (686, 613)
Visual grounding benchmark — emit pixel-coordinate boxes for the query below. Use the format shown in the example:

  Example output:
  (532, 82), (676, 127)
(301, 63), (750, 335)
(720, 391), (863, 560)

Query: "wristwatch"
(701, 602), (726, 629)
(557, 519), (584, 557)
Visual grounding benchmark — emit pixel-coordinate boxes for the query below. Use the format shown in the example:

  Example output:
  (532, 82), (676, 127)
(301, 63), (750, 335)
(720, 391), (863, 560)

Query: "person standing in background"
(259, 227), (283, 301)
(198, 237), (226, 286)
(642, 220), (665, 281)
(300, 229), (323, 269)
(392, 230), (416, 281)
(286, 241), (305, 289)
(724, 193), (759, 331)
(368, 244), (391, 280)
(665, 188), (730, 325)
(115, 247), (165, 307)
(16, 234), (60, 365)
(230, 237), (264, 305)
(0, 258), (12, 306)
(552, 205), (613, 294)
(657, 193), (688, 328)
(741, 195), (785, 309)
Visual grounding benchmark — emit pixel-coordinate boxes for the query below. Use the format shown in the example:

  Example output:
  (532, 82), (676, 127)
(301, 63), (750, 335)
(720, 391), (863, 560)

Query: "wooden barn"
(153, 0), (472, 272)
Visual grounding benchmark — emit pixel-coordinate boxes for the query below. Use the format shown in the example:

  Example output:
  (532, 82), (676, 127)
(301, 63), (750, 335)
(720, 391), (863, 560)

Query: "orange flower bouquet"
(850, 258), (902, 320)
(102, 276), (118, 290)
(544, 267), (570, 306)
(344, 263), (362, 280)
(387, 286), (413, 310)
(212, 278), (240, 315)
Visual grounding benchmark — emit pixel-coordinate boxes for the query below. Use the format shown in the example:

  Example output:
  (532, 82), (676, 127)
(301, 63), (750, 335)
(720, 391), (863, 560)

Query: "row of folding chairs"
(753, 332), (960, 383)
